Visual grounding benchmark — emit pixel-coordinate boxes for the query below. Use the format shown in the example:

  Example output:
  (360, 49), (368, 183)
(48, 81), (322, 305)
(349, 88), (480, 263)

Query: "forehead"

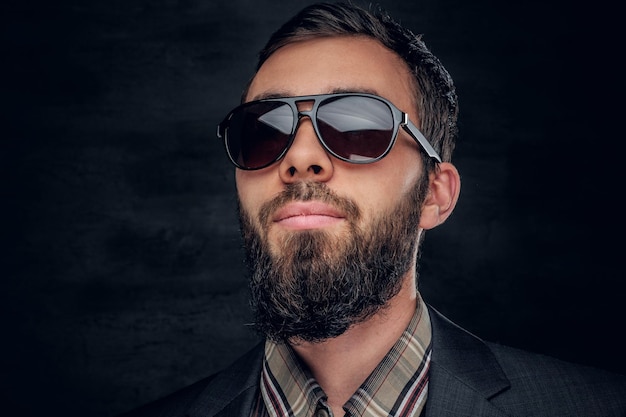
(246, 36), (416, 113)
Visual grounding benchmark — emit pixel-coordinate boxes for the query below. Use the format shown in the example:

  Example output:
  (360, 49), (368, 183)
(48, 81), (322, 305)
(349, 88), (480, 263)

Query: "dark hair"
(247, 1), (459, 168)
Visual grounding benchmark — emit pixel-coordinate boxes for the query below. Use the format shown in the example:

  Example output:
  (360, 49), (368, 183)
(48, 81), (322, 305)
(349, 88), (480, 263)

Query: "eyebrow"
(248, 87), (380, 102)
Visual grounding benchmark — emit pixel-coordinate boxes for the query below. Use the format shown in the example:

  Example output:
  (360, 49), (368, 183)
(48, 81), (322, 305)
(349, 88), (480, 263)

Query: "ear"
(419, 162), (461, 230)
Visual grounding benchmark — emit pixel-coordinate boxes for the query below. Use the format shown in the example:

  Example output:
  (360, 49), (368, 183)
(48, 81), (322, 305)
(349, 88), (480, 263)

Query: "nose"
(278, 112), (334, 183)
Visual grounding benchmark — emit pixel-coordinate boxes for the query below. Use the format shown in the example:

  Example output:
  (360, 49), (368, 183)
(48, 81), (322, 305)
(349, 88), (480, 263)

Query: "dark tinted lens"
(316, 96), (394, 162)
(225, 101), (294, 169)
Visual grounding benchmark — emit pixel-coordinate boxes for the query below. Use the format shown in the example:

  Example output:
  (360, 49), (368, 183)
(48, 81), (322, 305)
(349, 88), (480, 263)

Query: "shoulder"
(486, 341), (626, 415)
(116, 342), (264, 417)
(426, 305), (626, 416)
(116, 375), (217, 417)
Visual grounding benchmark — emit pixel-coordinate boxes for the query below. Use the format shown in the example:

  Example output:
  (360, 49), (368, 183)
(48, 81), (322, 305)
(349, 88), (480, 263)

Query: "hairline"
(240, 34), (421, 118)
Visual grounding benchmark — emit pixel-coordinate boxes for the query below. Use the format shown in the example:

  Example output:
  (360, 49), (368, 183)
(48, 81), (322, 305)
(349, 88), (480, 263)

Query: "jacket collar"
(186, 306), (513, 417)
(425, 305), (512, 416)
(187, 342), (264, 417)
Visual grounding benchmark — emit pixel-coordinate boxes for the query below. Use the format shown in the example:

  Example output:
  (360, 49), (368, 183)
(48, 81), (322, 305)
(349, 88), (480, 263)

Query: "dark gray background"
(4, 0), (625, 416)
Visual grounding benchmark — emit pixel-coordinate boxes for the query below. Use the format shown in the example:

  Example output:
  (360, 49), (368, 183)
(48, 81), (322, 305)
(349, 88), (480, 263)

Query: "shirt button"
(315, 408), (331, 417)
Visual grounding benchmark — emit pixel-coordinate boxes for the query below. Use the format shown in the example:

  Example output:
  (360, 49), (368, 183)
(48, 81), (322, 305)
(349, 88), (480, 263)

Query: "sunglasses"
(216, 93), (441, 170)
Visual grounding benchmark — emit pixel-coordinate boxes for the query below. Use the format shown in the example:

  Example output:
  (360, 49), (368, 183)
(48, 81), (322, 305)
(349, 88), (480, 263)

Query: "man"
(120, 2), (626, 416)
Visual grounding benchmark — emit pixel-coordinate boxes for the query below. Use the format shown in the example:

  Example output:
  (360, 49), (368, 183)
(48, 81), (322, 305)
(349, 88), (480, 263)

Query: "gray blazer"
(119, 306), (626, 417)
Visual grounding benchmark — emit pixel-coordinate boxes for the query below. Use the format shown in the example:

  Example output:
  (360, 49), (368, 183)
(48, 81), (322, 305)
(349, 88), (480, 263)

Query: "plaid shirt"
(251, 297), (432, 417)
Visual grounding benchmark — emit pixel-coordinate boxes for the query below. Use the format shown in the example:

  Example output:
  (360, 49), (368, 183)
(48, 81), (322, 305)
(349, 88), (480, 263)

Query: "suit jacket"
(118, 306), (626, 417)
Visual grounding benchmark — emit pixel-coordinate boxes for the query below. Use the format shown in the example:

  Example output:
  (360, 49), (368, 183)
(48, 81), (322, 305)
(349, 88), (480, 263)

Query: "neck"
(289, 273), (418, 416)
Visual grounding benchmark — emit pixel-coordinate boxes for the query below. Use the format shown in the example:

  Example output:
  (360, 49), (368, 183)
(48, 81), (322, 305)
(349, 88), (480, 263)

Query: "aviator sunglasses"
(217, 93), (441, 170)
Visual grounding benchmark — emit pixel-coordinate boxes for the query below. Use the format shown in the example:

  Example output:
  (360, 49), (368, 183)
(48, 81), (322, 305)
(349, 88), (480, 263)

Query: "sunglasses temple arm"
(402, 117), (442, 163)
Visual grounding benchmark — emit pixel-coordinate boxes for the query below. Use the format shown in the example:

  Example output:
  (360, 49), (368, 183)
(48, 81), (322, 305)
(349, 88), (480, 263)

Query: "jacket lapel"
(187, 342), (264, 417)
(424, 306), (512, 417)
(184, 307), (515, 417)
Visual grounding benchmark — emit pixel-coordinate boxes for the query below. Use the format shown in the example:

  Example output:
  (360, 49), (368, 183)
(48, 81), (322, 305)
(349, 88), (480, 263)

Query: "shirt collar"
(260, 295), (432, 417)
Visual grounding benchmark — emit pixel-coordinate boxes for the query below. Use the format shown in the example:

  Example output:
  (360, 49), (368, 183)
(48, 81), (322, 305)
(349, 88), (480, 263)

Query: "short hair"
(248, 1), (459, 169)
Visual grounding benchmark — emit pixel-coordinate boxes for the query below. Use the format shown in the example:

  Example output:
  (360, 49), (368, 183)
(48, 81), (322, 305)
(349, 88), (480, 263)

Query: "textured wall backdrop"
(4, 0), (625, 416)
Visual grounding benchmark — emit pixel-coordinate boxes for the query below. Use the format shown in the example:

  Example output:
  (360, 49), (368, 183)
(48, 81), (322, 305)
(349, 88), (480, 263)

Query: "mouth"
(272, 201), (345, 230)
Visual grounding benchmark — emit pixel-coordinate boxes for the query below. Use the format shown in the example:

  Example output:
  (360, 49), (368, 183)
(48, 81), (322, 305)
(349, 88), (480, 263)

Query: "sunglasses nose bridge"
(297, 109), (314, 120)
(288, 110), (325, 153)
(294, 109), (317, 136)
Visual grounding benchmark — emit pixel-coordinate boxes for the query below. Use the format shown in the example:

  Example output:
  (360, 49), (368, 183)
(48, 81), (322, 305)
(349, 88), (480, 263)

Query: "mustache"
(258, 181), (361, 228)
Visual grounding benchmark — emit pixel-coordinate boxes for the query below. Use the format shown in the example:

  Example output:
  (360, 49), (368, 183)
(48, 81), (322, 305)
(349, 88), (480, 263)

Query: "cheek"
(235, 172), (259, 219)
(348, 159), (421, 212)
(344, 184), (396, 229)
(236, 170), (279, 221)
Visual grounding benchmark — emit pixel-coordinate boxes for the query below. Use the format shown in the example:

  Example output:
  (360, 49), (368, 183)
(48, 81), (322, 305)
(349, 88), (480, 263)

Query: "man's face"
(236, 36), (429, 342)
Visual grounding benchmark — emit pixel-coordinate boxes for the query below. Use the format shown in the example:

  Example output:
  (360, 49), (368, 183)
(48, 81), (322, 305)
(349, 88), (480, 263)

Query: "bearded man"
(119, 2), (626, 416)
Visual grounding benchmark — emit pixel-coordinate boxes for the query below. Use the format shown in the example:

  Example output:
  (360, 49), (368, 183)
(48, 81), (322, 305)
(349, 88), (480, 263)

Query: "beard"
(239, 178), (429, 344)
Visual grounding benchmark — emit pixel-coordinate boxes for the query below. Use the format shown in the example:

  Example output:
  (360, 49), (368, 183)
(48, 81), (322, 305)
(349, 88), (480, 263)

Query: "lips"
(272, 201), (345, 230)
